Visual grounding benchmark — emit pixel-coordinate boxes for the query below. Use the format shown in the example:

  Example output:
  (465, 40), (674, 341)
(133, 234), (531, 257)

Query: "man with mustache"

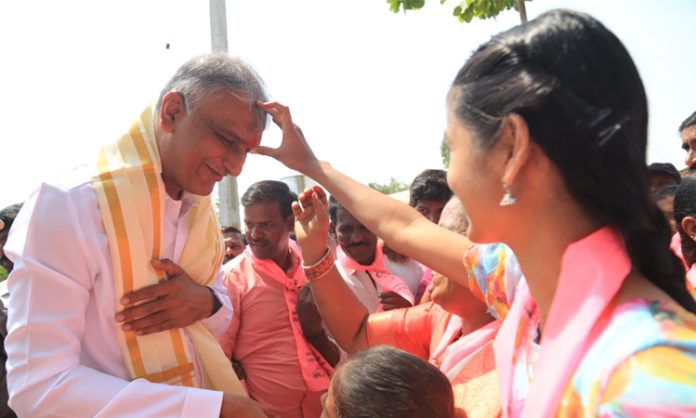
(3, 53), (274, 418)
(222, 226), (246, 264)
(680, 111), (696, 172)
(220, 181), (335, 418)
(329, 197), (414, 312)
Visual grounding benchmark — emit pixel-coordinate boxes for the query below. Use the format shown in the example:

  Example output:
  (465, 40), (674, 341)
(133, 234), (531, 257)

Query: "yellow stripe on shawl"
(96, 153), (147, 379)
(127, 116), (195, 386)
(93, 105), (243, 394)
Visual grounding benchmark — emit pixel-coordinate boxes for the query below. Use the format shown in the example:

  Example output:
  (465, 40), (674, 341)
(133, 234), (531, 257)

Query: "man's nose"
(350, 230), (365, 243)
(249, 227), (263, 240)
(223, 153), (247, 177)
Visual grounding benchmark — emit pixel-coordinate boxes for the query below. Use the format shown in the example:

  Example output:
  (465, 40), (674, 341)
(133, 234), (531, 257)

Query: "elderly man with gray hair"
(4, 54), (276, 418)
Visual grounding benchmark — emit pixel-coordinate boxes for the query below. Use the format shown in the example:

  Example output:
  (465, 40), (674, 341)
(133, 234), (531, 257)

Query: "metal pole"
(210, 0), (241, 230)
(517, 0), (528, 24)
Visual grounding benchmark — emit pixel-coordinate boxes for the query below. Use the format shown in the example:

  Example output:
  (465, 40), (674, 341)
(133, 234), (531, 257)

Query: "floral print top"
(463, 243), (696, 417)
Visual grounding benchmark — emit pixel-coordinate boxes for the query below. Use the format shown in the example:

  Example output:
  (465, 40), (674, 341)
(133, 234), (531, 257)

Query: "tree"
(369, 177), (410, 194)
(387, 0), (529, 24)
(440, 136), (450, 168)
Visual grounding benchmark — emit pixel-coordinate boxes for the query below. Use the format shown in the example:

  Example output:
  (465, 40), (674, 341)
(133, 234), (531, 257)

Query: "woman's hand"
(253, 102), (321, 176)
(292, 185), (330, 264)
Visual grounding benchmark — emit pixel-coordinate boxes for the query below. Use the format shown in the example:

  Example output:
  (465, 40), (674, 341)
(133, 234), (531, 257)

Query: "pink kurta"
(366, 303), (500, 418)
(219, 249), (325, 418)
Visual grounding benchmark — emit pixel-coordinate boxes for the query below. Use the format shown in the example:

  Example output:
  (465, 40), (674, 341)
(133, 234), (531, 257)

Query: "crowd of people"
(0, 8), (694, 418)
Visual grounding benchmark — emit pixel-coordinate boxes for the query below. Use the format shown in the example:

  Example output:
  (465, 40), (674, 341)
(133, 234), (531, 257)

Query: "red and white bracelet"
(302, 247), (335, 281)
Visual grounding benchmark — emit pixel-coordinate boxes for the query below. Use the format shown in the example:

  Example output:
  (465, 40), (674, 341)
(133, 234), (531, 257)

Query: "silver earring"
(500, 183), (517, 206)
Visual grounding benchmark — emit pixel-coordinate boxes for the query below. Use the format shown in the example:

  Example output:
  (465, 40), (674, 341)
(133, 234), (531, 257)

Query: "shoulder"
(223, 253), (263, 293)
(569, 299), (696, 414)
(10, 165), (100, 240)
(223, 254), (252, 280)
(24, 164), (97, 205)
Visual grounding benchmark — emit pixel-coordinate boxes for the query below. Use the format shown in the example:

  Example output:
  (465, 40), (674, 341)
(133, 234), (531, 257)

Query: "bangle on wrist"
(302, 247), (334, 281)
(302, 247), (330, 268)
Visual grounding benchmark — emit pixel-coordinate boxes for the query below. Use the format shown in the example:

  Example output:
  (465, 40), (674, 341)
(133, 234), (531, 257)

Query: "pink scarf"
(494, 227), (630, 417)
(433, 319), (501, 377)
(247, 244), (333, 392)
(337, 245), (415, 306)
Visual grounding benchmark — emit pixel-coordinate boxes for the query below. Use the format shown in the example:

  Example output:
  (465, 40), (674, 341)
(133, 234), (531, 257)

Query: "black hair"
(655, 185), (678, 201)
(679, 111), (696, 133)
(221, 226), (242, 235)
(648, 162), (681, 184)
(409, 169), (453, 207)
(241, 180), (297, 219)
(450, 9), (695, 312)
(332, 346), (455, 418)
(328, 196), (343, 225)
(0, 203), (23, 233)
(674, 176), (696, 266)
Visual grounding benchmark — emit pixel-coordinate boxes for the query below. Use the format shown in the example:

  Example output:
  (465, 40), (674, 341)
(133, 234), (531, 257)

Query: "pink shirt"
(219, 251), (323, 418)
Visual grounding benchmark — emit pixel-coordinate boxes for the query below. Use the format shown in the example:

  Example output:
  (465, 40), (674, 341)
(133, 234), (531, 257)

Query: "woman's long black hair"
(450, 10), (695, 312)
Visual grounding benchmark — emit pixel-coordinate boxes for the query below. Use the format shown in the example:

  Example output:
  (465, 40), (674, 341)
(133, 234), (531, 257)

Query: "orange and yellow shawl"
(92, 106), (244, 394)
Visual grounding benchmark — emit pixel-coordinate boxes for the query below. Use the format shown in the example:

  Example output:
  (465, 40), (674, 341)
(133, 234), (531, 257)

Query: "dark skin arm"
(115, 259), (218, 335)
(291, 187), (371, 354)
(220, 394), (279, 418)
(296, 284), (341, 367)
(379, 290), (413, 311)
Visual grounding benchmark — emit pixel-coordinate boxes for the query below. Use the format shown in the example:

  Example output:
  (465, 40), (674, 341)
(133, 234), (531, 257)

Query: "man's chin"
(250, 248), (271, 260)
(347, 249), (375, 265)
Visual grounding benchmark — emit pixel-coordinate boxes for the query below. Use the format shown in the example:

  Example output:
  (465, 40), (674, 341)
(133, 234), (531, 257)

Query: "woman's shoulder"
(565, 298), (696, 416)
(462, 243), (524, 320)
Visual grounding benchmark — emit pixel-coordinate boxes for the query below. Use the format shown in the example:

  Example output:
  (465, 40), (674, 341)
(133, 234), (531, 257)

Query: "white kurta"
(383, 256), (424, 297)
(336, 257), (422, 314)
(4, 165), (233, 418)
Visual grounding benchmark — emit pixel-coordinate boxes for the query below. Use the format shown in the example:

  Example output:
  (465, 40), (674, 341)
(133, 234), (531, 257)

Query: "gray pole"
(210, 0), (241, 230)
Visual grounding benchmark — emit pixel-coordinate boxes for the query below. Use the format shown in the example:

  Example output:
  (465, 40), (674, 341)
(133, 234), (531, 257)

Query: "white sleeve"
(4, 183), (223, 418)
(200, 269), (233, 339)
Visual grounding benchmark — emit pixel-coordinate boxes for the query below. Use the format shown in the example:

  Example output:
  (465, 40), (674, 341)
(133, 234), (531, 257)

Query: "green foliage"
(387, 0), (425, 13)
(0, 265), (7, 282)
(369, 177), (410, 194)
(388, 0), (524, 23)
(440, 136), (450, 168)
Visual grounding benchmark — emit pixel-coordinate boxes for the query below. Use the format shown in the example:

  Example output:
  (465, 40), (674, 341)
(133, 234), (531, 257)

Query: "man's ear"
(329, 222), (337, 240)
(681, 216), (696, 239)
(500, 114), (532, 188)
(159, 91), (187, 133)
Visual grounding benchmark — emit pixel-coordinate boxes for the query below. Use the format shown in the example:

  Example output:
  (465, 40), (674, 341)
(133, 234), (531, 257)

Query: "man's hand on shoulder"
(296, 284), (323, 338)
(379, 291), (413, 311)
(114, 259), (218, 335)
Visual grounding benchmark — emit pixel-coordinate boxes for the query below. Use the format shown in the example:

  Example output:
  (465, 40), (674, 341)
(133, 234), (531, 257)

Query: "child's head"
(322, 345), (455, 418)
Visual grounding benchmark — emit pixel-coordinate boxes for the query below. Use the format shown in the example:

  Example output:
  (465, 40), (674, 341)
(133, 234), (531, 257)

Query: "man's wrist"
(300, 245), (329, 266)
(206, 286), (223, 317)
(304, 329), (327, 340)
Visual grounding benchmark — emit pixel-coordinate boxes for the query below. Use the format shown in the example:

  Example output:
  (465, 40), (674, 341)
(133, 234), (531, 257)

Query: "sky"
(1, 0), (695, 211)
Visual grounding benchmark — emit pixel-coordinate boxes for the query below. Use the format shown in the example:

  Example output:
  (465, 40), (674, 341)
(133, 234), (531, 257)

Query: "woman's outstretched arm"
(254, 102), (472, 286)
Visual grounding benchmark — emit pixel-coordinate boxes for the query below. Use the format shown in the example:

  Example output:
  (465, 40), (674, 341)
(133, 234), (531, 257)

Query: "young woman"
(256, 9), (696, 417)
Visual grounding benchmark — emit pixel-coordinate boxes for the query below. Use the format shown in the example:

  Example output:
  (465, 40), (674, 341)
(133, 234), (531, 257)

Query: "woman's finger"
(291, 201), (303, 217)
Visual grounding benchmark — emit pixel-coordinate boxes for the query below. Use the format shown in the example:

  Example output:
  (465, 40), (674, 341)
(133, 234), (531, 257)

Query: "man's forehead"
(335, 207), (363, 226)
(682, 125), (696, 141)
(244, 201), (283, 218)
